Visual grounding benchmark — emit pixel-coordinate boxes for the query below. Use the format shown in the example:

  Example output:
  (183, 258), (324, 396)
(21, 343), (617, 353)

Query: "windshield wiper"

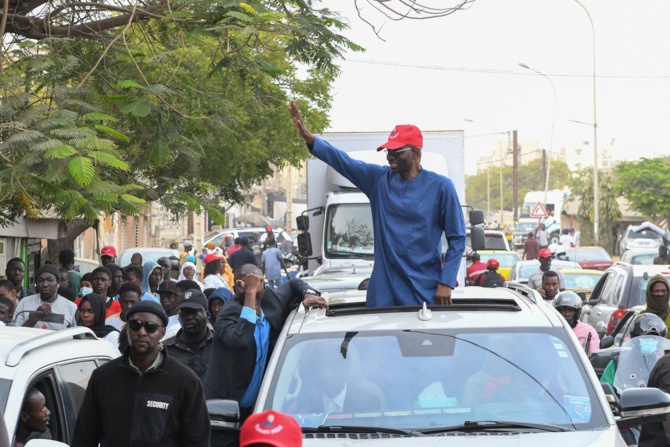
(420, 420), (569, 434)
(303, 425), (425, 437)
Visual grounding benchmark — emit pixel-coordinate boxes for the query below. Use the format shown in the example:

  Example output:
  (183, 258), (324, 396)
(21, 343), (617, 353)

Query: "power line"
(343, 58), (670, 79)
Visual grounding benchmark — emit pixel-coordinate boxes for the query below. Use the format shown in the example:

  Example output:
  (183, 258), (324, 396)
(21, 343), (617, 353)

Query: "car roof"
(630, 264), (670, 276)
(0, 326), (119, 379)
(286, 286), (562, 336)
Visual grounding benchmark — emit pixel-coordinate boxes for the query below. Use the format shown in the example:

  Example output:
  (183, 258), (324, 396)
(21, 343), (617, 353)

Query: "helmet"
(554, 291), (583, 319)
(486, 258), (499, 270)
(630, 313), (668, 338)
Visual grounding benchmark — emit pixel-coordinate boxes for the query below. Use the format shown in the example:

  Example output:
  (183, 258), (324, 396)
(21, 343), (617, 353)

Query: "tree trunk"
(44, 219), (92, 264)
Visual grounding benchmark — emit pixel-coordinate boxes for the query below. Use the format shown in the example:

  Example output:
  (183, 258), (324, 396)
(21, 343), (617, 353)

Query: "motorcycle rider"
(554, 291), (600, 355)
(600, 313), (668, 389)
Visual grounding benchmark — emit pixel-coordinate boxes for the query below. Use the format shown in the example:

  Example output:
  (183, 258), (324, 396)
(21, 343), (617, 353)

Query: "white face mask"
(80, 286), (93, 297)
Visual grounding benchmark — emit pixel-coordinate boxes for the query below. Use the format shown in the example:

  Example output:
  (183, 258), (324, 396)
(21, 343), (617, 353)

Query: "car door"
(54, 359), (100, 444)
(587, 271), (619, 332)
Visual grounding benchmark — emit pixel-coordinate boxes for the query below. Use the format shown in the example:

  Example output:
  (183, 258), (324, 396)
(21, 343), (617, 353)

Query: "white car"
(0, 326), (120, 446)
(209, 285), (670, 446)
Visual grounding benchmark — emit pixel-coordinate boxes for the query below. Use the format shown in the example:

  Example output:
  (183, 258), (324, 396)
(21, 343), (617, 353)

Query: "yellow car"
(476, 250), (521, 280)
(562, 268), (604, 300)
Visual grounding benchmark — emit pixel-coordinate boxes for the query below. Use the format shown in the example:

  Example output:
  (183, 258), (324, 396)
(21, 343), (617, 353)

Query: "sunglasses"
(177, 308), (204, 317)
(127, 319), (163, 334)
(383, 147), (414, 155)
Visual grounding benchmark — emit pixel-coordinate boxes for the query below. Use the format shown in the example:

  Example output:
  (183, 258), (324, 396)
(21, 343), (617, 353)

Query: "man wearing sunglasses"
(203, 264), (328, 419)
(164, 289), (213, 378)
(289, 101), (466, 307)
(72, 300), (210, 447)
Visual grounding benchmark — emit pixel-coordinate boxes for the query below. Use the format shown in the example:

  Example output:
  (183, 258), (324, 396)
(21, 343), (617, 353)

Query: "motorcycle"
(612, 335), (670, 445)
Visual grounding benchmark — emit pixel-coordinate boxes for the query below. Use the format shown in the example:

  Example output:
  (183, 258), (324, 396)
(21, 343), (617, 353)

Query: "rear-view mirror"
(296, 215), (309, 232)
(297, 232), (313, 257)
(469, 209), (485, 226)
(470, 226), (485, 251)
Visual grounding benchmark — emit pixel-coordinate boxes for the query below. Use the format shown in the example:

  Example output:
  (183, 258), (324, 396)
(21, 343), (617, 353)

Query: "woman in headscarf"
(643, 274), (670, 338)
(76, 293), (120, 350)
(178, 261), (204, 290)
(142, 261), (163, 299)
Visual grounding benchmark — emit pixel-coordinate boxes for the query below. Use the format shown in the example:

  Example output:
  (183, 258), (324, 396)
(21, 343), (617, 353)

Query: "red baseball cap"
(100, 245), (116, 257)
(240, 410), (302, 447)
(539, 248), (553, 258)
(204, 253), (224, 264)
(377, 124), (423, 151)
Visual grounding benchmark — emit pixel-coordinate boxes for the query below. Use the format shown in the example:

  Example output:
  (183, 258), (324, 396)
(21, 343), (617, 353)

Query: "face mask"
(639, 338), (659, 355)
(80, 287), (93, 297)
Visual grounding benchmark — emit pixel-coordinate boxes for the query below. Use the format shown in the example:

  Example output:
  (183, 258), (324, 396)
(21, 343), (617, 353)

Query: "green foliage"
(0, 0), (357, 228)
(614, 158), (670, 221)
(569, 169), (621, 246)
(465, 158), (573, 212)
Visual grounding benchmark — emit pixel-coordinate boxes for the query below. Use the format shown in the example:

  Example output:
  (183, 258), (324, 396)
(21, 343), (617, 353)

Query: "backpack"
(482, 271), (505, 288)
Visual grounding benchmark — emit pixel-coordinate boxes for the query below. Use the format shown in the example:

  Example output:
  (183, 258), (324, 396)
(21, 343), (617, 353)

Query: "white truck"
(297, 130), (470, 285)
(515, 189), (570, 247)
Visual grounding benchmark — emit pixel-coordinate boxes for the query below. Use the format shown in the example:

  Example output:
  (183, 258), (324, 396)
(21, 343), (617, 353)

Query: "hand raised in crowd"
(289, 101), (315, 149)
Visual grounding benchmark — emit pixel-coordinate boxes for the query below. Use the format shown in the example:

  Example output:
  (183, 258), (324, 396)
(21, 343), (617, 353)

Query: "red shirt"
(524, 238), (540, 260)
(226, 244), (242, 258)
(467, 261), (487, 282)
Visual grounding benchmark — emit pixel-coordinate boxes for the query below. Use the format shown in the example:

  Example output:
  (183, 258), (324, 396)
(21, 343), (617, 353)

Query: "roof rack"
(6, 327), (97, 367)
(505, 282), (538, 304)
(327, 298), (522, 318)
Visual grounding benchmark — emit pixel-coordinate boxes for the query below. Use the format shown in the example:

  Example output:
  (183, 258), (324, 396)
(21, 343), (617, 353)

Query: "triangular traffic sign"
(530, 202), (548, 218)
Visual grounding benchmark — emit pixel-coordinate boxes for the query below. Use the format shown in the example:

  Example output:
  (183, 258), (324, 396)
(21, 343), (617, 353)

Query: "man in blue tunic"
(289, 101), (466, 307)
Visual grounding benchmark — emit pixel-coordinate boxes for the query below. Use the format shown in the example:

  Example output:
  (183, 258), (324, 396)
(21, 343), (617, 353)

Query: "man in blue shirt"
(202, 264), (327, 415)
(228, 237), (258, 273)
(289, 101), (466, 307)
(261, 239), (283, 289)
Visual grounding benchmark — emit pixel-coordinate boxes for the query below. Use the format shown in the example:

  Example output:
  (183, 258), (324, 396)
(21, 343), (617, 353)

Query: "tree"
(465, 158), (572, 214)
(0, 1), (363, 257)
(569, 169), (621, 247)
(614, 158), (670, 223)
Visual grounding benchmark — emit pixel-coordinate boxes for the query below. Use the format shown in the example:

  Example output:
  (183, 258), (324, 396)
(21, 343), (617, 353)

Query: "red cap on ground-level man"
(240, 410), (302, 447)
(377, 124), (423, 151)
(539, 248), (553, 258)
(100, 245), (116, 257)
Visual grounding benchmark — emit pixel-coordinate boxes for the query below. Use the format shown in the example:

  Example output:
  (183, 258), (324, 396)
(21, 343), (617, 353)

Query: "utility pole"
(541, 149), (547, 190)
(512, 130), (518, 221)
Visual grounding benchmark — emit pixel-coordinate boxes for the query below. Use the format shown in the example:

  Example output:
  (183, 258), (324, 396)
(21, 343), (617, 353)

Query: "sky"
(320, 0), (670, 175)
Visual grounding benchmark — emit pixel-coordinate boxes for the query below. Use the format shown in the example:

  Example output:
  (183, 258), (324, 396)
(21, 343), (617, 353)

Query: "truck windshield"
(325, 204), (374, 259)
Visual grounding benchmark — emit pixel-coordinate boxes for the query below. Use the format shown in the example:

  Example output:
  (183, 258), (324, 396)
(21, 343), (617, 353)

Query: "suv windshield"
(265, 329), (606, 431)
(515, 222), (536, 234)
(627, 229), (663, 241)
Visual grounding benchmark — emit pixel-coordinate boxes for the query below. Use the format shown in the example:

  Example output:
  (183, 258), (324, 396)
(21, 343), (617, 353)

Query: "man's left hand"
(435, 284), (452, 305)
(303, 294), (329, 311)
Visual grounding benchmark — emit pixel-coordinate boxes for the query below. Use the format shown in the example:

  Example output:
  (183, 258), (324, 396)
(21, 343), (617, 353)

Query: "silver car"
(507, 259), (582, 285)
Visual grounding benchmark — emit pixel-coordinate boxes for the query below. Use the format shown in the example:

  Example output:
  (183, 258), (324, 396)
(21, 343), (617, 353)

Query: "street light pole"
(518, 63), (556, 208)
(573, 0), (599, 245)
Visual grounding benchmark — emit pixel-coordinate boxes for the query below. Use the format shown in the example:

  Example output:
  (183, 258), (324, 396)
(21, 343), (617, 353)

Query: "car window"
(0, 379), (9, 414)
(564, 273), (601, 290)
(599, 273), (619, 306)
(631, 254), (656, 265)
(55, 361), (98, 415)
(565, 247), (612, 262)
(266, 330), (607, 431)
(478, 253), (520, 266)
(611, 275), (625, 306)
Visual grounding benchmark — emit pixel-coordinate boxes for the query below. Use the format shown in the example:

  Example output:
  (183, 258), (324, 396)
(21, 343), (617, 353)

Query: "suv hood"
(303, 427), (624, 446)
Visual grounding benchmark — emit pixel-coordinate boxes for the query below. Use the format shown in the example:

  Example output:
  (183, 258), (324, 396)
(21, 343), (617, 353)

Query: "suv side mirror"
(600, 335), (614, 349)
(618, 387), (670, 429)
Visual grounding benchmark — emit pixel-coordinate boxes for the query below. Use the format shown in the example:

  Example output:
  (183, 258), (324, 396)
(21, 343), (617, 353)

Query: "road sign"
(530, 202), (548, 218)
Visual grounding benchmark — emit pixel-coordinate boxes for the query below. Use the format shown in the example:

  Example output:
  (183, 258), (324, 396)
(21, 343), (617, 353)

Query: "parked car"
(512, 219), (538, 249)
(207, 284), (670, 446)
(580, 262), (670, 337)
(475, 250), (521, 280)
(562, 268), (604, 300)
(507, 259), (582, 285)
(466, 229), (511, 251)
(620, 222), (668, 254)
(0, 326), (119, 446)
(620, 249), (658, 265)
(564, 246), (613, 271)
(204, 227), (292, 250)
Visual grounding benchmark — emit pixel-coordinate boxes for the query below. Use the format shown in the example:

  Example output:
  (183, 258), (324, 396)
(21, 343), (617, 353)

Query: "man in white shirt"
(559, 228), (574, 247)
(536, 223), (549, 249)
(14, 264), (77, 330)
(527, 249), (566, 292)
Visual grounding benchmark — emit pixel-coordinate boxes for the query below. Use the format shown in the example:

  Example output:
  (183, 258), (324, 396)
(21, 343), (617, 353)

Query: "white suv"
(210, 286), (670, 446)
(0, 326), (119, 446)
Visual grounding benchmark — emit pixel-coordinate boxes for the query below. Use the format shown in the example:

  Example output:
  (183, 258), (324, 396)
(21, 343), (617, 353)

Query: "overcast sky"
(320, 0), (670, 175)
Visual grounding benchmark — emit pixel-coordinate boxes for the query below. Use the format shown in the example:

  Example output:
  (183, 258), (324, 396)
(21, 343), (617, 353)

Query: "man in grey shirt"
(14, 264), (77, 330)
(527, 249), (566, 294)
